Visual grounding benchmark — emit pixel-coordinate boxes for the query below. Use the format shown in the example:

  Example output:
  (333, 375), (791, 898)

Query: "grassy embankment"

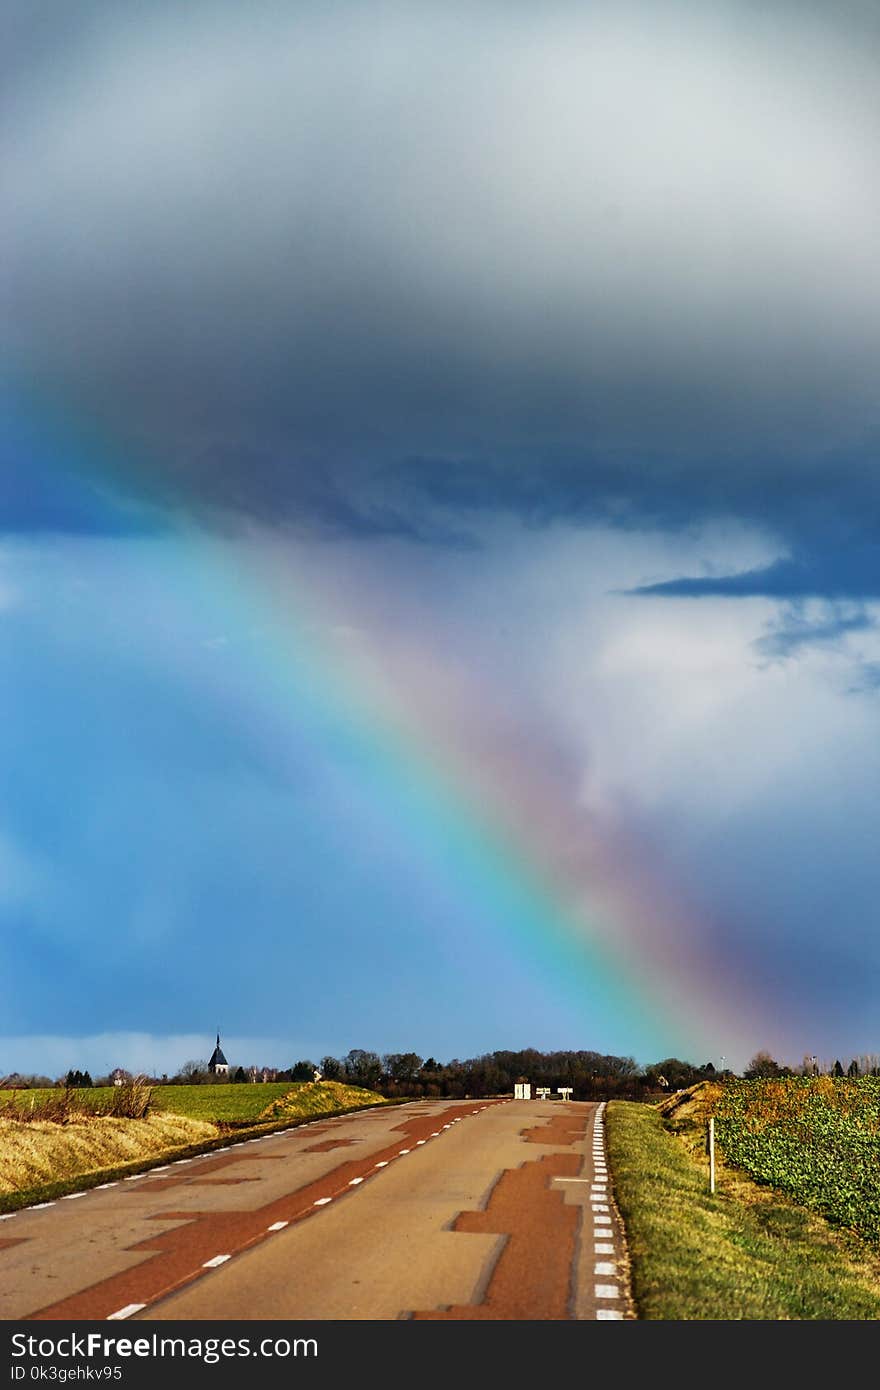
(0, 1081), (387, 1212)
(607, 1082), (880, 1319)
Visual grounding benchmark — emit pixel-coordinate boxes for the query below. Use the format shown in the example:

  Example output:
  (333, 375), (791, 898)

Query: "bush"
(105, 1078), (153, 1119)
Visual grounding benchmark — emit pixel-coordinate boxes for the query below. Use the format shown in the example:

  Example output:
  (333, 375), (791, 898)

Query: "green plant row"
(714, 1077), (880, 1244)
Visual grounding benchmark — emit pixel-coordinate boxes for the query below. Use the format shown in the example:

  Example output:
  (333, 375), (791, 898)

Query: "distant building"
(208, 1034), (229, 1077)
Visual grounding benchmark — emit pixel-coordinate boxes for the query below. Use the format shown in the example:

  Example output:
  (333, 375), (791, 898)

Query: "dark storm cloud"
(629, 542), (880, 600)
(4, 1), (880, 577)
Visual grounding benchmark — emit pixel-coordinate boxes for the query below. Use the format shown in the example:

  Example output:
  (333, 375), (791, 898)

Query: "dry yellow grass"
(0, 1113), (218, 1194)
(256, 1080), (386, 1122)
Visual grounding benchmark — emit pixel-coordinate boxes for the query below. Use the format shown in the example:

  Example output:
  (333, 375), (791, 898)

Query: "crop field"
(0, 1088), (114, 1111)
(714, 1077), (880, 1245)
(0, 1082), (384, 1126)
(151, 1083), (294, 1123)
(607, 1100), (880, 1319)
(0, 1084), (292, 1123)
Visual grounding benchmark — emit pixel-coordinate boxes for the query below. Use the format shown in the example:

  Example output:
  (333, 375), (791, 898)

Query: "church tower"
(208, 1033), (229, 1076)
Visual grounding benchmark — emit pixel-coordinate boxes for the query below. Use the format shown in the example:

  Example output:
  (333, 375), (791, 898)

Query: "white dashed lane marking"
(107, 1304), (146, 1321)
(10, 1103), (500, 1318)
(588, 1102), (628, 1320)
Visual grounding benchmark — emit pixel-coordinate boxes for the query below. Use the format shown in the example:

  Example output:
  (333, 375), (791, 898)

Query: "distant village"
(0, 1035), (304, 1091)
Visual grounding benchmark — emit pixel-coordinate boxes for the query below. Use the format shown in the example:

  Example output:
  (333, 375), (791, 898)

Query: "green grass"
(607, 1100), (880, 1320)
(0, 1082), (389, 1126)
(151, 1083), (295, 1123)
(0, 1087), (115, 1111)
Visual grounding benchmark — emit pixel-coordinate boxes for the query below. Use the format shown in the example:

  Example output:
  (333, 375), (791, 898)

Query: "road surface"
(1, 1099), (631, 1321)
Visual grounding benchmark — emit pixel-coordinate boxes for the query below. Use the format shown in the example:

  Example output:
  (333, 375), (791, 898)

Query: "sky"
(3, 1), (880, 1078)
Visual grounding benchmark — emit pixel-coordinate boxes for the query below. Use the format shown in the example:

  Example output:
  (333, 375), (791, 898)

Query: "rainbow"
(7, 392), (773, 1065)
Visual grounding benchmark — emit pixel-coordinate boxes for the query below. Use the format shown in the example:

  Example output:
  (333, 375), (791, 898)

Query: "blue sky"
(3, 1), (880, 1077)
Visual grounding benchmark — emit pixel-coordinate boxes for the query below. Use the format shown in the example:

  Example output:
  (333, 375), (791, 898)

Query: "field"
(0, 1081), (384, 1126)
(0, 1081), (387, 1211)
(151, 1082), (295, 1122)
(607, 1099), (880, 1319)
(713, 1076), (880, 1245)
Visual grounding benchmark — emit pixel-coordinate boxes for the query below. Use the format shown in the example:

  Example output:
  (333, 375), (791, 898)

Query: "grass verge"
(607, 1100), (880, 1319)
(0, 1083), (396, 1214)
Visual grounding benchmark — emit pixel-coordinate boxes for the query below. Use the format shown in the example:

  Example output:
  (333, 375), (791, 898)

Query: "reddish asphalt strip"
(27, 1102), (502, 1322)
(410, 1107), (589, 1320)
(411, 1150), (583, 1320)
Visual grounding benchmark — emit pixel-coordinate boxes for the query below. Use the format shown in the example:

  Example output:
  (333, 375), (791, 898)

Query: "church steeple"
(208, 1031), (229, 1075)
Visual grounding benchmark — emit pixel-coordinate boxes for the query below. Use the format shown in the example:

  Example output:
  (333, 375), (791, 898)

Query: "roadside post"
(708, 1117), (716, 1194)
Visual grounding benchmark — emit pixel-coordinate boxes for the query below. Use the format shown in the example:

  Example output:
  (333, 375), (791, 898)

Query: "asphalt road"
(2, 1099), (631, 1321)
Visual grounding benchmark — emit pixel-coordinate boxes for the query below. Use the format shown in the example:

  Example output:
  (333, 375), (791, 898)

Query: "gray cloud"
(847, 662), (880, 695)
(4, 2), (880, 561)
(754, 605), (875, 660)
(628, 541), (880, 600)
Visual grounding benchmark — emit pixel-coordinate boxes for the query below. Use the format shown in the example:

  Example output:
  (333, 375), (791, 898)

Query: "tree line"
(165, 1047), (720, 1099)
(5, 1049), (879, 1095)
